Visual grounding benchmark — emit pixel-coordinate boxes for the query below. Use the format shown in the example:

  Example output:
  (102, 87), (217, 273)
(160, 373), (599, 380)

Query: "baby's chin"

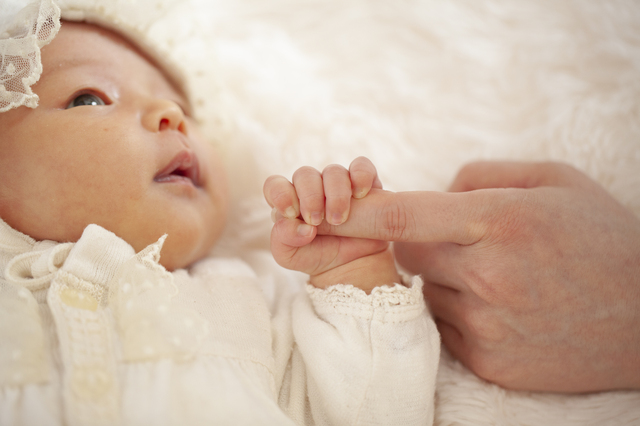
(159, 249), (204, 272)
(155, 230), (222, 272)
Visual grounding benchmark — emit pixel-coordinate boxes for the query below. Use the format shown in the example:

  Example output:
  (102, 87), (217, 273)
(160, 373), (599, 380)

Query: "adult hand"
(316, 161), (640, 393)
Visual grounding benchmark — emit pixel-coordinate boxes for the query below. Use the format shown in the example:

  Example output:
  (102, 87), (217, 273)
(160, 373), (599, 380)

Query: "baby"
(0, 2), (438, 425)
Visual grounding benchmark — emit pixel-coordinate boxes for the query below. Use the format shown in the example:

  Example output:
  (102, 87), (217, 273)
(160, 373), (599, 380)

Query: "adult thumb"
(448, 161), (590, 192)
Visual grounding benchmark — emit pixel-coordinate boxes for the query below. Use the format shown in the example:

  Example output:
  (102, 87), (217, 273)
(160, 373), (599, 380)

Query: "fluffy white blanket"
(146, 0), (640, 423)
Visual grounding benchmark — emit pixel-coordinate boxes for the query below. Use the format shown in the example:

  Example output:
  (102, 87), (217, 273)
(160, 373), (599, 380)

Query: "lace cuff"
(306, 275), (426, 323)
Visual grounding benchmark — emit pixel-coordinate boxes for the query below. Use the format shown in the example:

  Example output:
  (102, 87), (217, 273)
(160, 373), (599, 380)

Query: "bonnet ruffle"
(0, 0), (60, 112)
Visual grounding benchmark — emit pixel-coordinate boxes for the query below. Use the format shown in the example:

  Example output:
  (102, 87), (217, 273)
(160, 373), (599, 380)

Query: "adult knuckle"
(376, 197), (413, 241)
(486, 189), (534, 241)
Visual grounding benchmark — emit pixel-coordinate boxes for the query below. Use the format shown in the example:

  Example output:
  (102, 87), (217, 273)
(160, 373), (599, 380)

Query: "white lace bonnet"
(0, 0), (187, 113)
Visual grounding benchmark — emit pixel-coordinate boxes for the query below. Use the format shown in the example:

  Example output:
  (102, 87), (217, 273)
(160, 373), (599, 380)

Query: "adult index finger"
(316, 188), (524, 245)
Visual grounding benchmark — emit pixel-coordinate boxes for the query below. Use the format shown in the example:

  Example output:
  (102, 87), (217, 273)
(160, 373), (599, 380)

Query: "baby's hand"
(263, 157), (400, 293)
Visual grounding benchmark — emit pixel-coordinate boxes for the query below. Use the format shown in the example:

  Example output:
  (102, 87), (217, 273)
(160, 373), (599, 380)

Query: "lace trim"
(0, 0), (61, 112)
(108, 247), (210, 363)
(307, 275), (423, 308)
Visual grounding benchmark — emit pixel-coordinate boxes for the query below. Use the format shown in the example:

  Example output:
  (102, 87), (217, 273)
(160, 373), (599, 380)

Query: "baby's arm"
(265, 158), (438, 425)
(264, 157), (400, 293)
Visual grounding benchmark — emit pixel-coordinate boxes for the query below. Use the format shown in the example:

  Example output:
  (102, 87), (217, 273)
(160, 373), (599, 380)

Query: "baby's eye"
(66, 93), (106, 109)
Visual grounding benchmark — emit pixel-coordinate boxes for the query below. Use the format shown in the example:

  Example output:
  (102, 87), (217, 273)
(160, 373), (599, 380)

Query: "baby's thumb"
(270, 218), (317, 268)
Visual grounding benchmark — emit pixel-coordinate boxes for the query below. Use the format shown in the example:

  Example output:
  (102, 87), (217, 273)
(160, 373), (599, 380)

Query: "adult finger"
(449, 161), (591, 192)
(316, 188), (521, 245)
(322, 164), (352, 225)
(349, 156), (383, 199)
(263, 175), (300, 219)
(292, 166), (325, 226)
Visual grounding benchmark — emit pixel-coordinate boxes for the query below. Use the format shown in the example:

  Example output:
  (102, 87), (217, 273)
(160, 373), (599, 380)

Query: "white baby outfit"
(0, 220), (440, 426)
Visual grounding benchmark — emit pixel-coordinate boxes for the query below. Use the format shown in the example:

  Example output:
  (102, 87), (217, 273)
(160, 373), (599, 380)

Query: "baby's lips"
(154, 150), (201, 186)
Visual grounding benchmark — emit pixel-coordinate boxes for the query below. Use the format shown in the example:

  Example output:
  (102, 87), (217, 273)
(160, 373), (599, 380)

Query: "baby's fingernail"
(297, 224), (314, 237)
(284, 206), (297, 219)
(330, 212), (346, 225)
(271, 208), (278, 223)
(310, 212), (323, 226)
(353, 188), (367, 199)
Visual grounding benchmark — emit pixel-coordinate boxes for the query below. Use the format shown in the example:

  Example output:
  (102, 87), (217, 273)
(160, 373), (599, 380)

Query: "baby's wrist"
(309, 248), (401, 294)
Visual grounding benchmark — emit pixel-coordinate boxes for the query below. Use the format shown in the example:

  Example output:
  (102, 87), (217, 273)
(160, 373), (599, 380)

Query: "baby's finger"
(322, 164), (352, 226)
(263, 175), (300, 219)
(349, 156), (383, 199)
(271, 217), (388, 276)
(271, 217), (317, 249)
(292, 166), (325, 226)
(270, 217), (317, 272)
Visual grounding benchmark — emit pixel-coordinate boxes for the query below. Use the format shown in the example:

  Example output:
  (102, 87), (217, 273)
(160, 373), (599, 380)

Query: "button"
(59, 287), (98, 311)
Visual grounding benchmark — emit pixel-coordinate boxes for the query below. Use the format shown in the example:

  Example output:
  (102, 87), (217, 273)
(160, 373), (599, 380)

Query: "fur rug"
(150, 0), (640, 423)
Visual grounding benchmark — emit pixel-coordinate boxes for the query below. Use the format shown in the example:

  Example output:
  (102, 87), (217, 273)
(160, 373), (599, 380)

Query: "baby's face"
(0, 22), (228, 271)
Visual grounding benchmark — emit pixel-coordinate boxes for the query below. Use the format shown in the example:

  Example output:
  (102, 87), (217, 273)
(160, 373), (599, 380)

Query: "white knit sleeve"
(285, 276), (440, 426)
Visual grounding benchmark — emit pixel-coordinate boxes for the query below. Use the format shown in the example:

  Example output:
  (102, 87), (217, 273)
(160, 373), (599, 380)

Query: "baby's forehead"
(0, 1), (195, 116)
(42, 21), (188, 103)
(46, 23), (157, 76)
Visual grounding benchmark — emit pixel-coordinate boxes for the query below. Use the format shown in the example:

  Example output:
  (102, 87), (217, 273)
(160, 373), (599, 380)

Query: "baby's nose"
(143, 98), (187, 134)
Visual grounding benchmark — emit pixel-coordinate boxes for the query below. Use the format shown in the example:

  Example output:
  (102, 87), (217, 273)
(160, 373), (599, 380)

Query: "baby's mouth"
(154, 150), (201, 187)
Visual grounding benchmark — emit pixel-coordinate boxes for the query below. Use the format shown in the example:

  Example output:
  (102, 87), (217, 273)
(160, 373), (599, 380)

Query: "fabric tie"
(4, 242), (74, 291)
